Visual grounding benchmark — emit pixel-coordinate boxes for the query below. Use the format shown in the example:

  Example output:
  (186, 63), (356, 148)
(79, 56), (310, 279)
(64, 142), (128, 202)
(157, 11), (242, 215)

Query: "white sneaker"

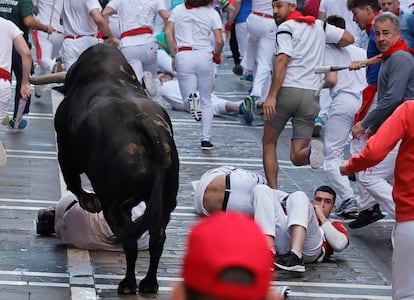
(0, 140), (7, 167)
(309, 139), (324, 169)
(35, 84), (46, 98)
(142, 71), (158, 97)
(189, 93), (202, 121)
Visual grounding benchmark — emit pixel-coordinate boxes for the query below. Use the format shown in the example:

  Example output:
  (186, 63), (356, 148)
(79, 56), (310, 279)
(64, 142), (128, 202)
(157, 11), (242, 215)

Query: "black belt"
(222, 173), (231, 211)
(64, 200), (78, 212)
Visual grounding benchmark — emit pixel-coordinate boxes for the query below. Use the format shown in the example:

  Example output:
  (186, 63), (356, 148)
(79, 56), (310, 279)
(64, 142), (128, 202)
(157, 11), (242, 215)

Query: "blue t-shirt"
(235, 0), (252, 24)
(366, 28), (381, 85)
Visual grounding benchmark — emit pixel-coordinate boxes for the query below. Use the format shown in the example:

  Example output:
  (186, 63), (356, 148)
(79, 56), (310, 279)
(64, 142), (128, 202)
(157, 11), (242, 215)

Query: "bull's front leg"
(57, 148), (101, 213)
(118, 238), (138, 294)
(138, 227), (166, 294)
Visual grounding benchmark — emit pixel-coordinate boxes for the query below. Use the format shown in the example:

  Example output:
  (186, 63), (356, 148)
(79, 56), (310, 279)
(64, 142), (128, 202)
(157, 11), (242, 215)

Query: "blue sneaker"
(240, 73), (253, 83)
(312, 117), (324, 137)
(243, 96), (255, 125)
(8, 118), (27, 129)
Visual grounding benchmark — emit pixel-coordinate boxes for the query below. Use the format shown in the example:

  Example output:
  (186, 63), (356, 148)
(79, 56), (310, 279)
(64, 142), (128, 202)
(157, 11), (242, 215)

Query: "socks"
(291, 248), (303, 259)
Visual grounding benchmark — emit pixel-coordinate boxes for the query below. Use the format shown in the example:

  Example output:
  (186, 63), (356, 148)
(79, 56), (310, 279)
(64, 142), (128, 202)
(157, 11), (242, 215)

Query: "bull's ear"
(52, 85), (65, 94)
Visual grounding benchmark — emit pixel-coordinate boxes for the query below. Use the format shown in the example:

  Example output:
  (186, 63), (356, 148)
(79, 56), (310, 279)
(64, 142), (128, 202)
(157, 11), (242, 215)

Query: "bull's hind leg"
(138, 226), (166, 294)
(118, 238), (138, 294)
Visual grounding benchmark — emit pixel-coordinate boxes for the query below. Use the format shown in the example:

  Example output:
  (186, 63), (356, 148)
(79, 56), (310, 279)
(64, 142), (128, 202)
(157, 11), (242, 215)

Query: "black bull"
(54, 44), (179, 294)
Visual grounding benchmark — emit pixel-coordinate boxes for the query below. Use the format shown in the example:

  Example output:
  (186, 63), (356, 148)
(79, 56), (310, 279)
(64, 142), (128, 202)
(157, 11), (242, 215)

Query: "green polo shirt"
(0, 0), (33, 42)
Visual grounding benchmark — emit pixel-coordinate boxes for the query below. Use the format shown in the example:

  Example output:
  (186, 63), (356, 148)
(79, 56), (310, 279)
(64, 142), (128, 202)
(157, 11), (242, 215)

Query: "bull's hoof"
(117, 279), (138, 294)
(139, 277), (158, 294)
(78, 193), (102, 213)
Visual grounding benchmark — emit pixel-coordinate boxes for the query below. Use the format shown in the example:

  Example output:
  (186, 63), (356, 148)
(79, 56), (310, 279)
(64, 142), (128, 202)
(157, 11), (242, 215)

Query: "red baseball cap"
(182, 212), (273, 300)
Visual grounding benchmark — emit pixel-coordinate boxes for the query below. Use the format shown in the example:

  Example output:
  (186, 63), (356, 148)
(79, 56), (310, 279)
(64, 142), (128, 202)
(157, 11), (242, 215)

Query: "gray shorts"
(267, 87), (320, 139)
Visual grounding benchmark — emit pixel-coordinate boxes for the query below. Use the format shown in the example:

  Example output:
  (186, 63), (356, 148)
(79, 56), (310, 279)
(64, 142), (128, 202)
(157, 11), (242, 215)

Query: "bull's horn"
(29, 72), (67, 85)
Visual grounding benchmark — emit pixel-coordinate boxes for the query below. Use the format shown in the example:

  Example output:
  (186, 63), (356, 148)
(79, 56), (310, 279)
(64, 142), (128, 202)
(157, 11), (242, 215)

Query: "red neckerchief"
(395, 8), (400, 16)
(286, 10), (316, 25)
(379, 39), (414, 60)
(185, 3), (195, 9)
(365, 12), (381, 35)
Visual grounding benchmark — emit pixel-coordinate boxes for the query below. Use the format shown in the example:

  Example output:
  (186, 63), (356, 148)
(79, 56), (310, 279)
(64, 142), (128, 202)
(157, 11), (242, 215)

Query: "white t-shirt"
(32, 0), (64, 32)
(62, 0), (102, 36)
(107, 0), (167, 46)
(323, 44), (367, 98)
(276, 19), (344, 90)
(319, 0), (365, 47)
(252, 0), (273, 15)
(0, 17), (22, 73)
(55, 192), (149, 251)
(169, 4), (222, 52)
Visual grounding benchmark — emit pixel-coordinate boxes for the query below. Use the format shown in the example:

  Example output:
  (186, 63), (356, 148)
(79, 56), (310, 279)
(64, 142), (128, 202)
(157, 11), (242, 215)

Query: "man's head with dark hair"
(185, 0), (213, 7)
(326, 15), (346, 29)
(312, 186), (337, 218)
(314, 185), (337, 201)
(347, 0), (380, 12)
(347, 0), (380, 30)
(373, 12), (401, 54)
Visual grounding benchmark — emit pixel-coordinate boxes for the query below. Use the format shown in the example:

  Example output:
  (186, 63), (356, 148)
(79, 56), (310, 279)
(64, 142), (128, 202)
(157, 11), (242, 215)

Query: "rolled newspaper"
(314, 66), (349, 74)
(14, 99), (26, 129)
(314, 64), (368, 74)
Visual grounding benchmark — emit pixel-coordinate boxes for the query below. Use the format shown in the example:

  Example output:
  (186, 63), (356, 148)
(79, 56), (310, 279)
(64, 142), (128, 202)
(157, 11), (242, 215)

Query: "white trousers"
(160, 79), (241, 116)
(392, 220), (414, 300)
(349, 94), (396, 217)
(62, 36), (99, 70)
(121, 42), (158, 81)
(157, 49), (175, 75)
(175, 50), (215, 142)
(235, 21), (248, 59)
(33, 30), (64, 73)
(252, 186), (323, 262)
(317, 89), (332, 123)
(351, 133), (397, 218)
(242, 13), (276, 102)
(323, 92), (361, 201)
(0, 80), (11, 121)
(33, 30), (64, 95)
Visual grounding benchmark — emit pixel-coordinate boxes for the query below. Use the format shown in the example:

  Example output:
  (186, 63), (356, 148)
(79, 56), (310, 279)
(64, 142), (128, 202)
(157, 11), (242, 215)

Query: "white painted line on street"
(0, 198), (57, 204)
(6, 149), (56, 155)
(285, 292), (391, 299)
(0, 280), (69, 288)
(0, 270), (68, 277)
(274, 280), (391, 290)
(6, 154), (57, 160)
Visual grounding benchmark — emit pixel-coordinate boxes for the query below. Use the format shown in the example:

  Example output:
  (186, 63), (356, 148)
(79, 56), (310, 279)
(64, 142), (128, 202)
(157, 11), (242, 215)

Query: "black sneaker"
(349, 204), (385, 229)
(275, 251), (305, 272)
(36, 208), (56, 235)
(232, 64), (243, 76)
(201, 141), (214, 150)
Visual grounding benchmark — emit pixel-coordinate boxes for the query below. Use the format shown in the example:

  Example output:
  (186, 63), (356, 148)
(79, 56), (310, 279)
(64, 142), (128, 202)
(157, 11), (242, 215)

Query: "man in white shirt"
(61, 0), (116, 70)
(37, 191), (149, 251)
(262, 0), (354, 188)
